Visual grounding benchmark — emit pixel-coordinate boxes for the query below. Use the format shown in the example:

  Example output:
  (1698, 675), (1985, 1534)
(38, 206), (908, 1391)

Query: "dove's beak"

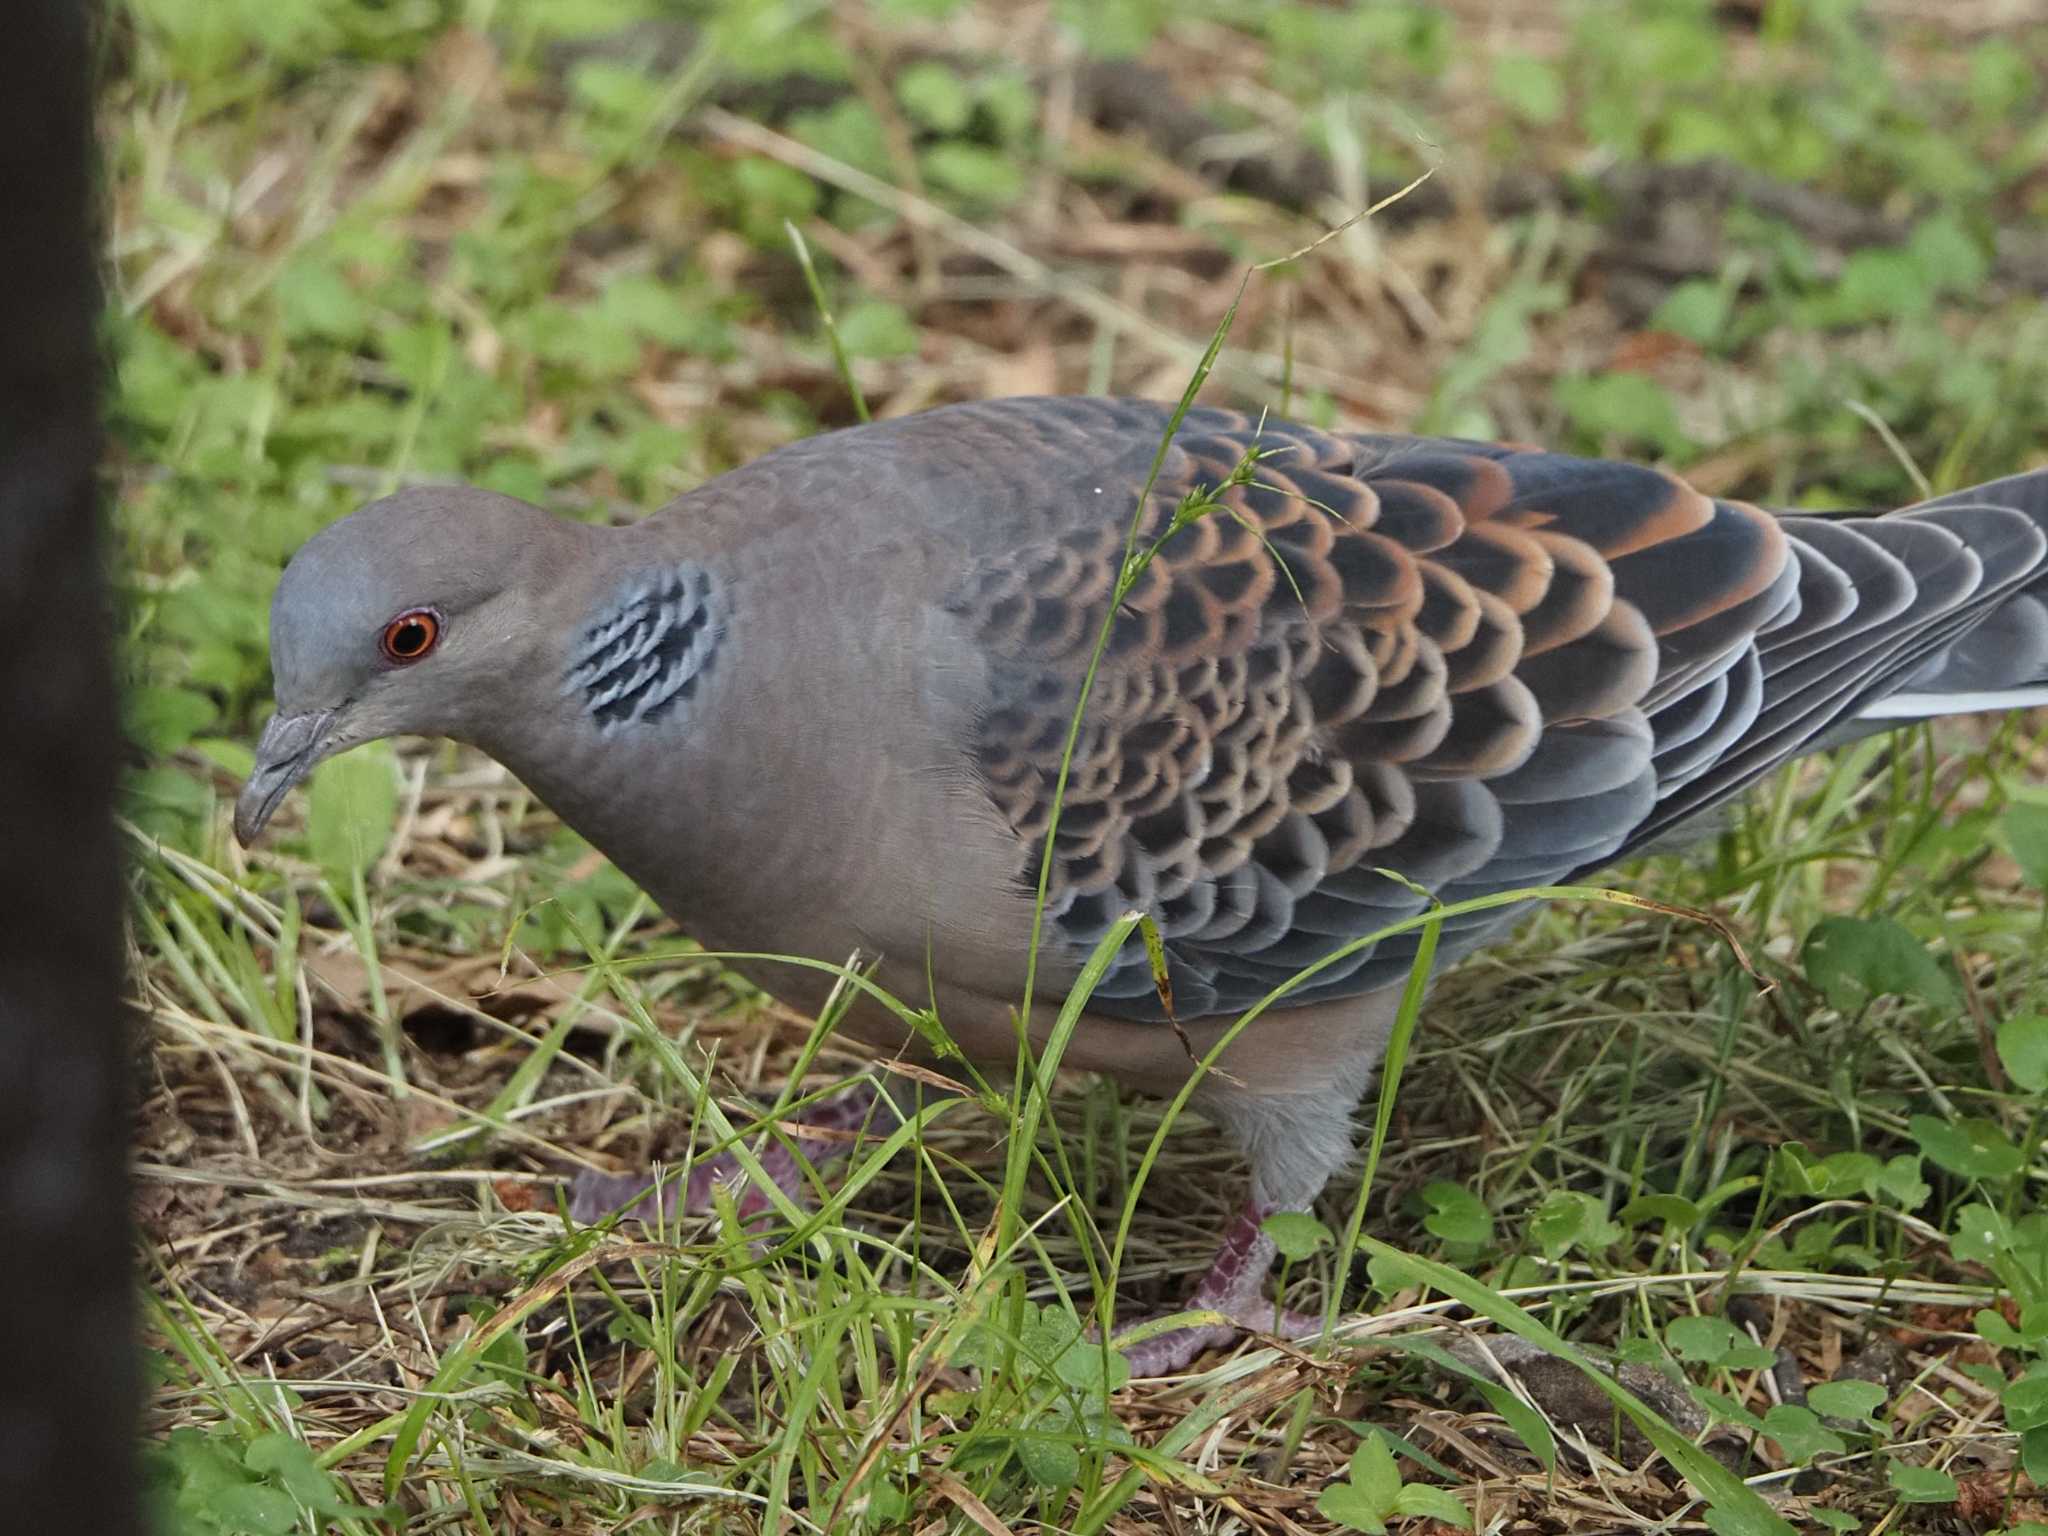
(233, 708), (336, 846)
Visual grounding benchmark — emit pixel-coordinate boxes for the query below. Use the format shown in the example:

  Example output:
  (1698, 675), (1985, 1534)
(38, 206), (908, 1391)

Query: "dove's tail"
(1851, 467), (2048, 722)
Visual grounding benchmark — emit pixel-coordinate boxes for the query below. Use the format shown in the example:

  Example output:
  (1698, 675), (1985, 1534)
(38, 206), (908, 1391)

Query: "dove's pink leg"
(568, 1083), (883, 1226)
(1106, 1003), (1396, 1375)
(1114, 1200), (1322, 1376)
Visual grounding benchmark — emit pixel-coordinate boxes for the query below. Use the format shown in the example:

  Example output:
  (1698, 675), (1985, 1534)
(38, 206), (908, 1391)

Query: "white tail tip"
(1859, 686), (2048, 721)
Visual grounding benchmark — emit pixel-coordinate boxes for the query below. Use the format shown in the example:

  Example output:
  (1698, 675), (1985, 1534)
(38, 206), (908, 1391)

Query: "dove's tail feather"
(1858, 681), (2048, 719)
(1616, 464), (2048, 857)
(1853, 468), (2048, 723)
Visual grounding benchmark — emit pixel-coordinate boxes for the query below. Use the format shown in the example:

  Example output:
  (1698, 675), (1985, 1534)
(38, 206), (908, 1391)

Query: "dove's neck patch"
(565, 563), (728, 730)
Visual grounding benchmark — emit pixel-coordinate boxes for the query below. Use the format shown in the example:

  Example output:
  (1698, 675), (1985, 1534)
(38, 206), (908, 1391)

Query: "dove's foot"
(1114, 1201), (1322, 1376)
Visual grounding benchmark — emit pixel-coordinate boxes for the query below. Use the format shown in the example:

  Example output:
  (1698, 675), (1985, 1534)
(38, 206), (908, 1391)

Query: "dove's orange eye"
(381, 609), (440, 663)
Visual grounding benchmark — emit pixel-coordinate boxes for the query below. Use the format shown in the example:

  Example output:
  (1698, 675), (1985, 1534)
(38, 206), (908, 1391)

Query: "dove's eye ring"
(380, 609), (441, 663)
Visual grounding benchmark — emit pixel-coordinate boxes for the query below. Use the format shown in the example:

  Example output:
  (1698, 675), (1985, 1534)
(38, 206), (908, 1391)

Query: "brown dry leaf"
(494, 1178), (548, 1213)
(399, 1093), (460, 1142)
(983, 338), (1059, 398)
(1957, 1471), (2008, 1528)
(301, 945), (580, 1030)
(1444, 1332), (1709, 1465)
(300, 947), (440, 1018)
(425, 25), (501, 102)
(929, 1473), (1018, 1536)
(877, 1058), (974, 1097)
(464, 318), (503, 373)
(1608, 329), (1699, 373)
(522, 399), (564, 448)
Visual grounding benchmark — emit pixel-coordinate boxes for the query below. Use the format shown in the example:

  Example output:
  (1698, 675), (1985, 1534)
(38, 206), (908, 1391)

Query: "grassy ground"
(112, 1), (2048, 1532)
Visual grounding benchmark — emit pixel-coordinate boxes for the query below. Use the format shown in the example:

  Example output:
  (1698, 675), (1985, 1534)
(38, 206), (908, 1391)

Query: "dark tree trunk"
(0, 4), (138, 1532)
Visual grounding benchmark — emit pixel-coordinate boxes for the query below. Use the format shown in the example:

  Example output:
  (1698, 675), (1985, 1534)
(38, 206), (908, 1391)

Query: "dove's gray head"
(234, 487), (583, 844)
